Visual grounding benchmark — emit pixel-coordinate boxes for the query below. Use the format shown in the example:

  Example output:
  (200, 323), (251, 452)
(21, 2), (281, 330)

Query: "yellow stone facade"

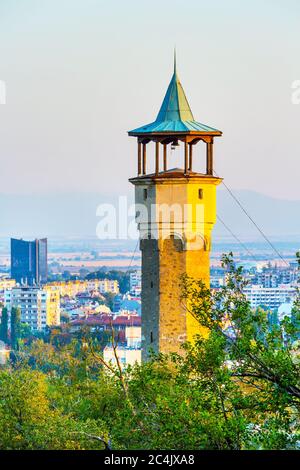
(47, 279), (119, 297)
(43, 286), (61, 326)
(131, 172), (221, 359)
(0, 279), (16, 291)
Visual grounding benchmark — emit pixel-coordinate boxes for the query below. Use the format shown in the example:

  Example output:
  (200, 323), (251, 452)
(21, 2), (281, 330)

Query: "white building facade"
(4, 286), (60, 331)
(103, 325), (141, 368)
(129, 271), (141, 296)
(243, 285), (296, 310)
(97, 279), (119, 294)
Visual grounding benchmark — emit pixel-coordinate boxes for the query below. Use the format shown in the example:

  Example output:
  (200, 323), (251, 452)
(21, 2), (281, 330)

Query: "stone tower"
(128, 57), (222, 360)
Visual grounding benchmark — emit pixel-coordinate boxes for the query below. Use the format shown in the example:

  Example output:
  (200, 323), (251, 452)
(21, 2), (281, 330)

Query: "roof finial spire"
(174, 47), (177, 75)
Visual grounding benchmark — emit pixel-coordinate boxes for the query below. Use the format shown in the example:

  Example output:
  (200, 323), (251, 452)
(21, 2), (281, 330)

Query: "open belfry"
(129, 55), (222, 360)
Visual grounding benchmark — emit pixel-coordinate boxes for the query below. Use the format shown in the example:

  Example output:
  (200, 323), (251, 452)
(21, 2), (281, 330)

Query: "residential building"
(253, 270), (298, 288)
(112, 293), (141, 315)
(130, 270), (141, 296)
(43, 285), (61, 326)
(49, 280), (88, 297)
(244, 285), (296, 310)
(103, 346), (141, 369)
(0, 278), (16, 291)
(0, 278), (16, 303)
(4, 285), (60, 331)
(98, 279), (119, 294)
(125, 326), (141, 348)
(113, 294), (122, 313)
(48, 278), (119, 297)
(103, 325), (142, 368)
(69, 313), (141, 334)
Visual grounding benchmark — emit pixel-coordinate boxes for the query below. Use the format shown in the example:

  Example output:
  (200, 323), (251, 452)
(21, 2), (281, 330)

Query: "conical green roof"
(155, 63), (194, 122)
(129, 57), (222, 136)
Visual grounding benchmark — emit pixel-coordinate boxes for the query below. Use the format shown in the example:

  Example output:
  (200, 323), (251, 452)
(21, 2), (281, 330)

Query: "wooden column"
(188, 144), (193, 171)
(142, 143), (146, 175)
(155, 141), (160, 176)
(163, 144), (167, 172)
(184, 141), (188, 175)
(206, 141), (213, 175)
(138, 142), (141, 175)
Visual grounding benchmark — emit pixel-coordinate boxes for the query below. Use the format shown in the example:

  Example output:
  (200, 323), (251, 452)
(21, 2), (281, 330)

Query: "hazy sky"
(0, 0), (300, 200)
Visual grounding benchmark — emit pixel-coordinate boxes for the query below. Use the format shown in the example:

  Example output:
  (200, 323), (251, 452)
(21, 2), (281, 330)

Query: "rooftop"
(70, 313), (141, 327)
(128, 53), (222, 137)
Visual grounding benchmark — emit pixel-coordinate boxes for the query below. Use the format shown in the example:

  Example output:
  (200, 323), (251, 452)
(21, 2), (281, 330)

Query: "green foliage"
(0, 368), (109, 449)
(0, 253), (299, 450)
(0, 307), (8, 344)
(102, 292), (117, 310)
(10, 307), (21, 350)
(179, 252), (300, 449)
(19, 323), (32, 340)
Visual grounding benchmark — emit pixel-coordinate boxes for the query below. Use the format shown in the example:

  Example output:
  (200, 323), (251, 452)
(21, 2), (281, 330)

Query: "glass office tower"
(10, 238), (48, 285)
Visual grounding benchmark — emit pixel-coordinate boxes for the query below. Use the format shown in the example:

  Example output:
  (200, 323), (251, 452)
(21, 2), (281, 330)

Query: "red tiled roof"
(113, 316), (141, 326)
(70, 313), (141, 327)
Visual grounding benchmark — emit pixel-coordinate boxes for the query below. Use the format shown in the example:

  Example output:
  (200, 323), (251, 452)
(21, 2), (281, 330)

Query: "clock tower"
(129, 57), (222, 360)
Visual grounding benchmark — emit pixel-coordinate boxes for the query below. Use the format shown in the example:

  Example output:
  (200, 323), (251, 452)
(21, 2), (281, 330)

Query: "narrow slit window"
(143, 188), (148, 200)
(198, 188), (203, 199)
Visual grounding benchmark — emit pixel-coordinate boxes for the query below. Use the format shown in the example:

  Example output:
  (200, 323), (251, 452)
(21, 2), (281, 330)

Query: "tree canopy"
(0, 253), (299, 450)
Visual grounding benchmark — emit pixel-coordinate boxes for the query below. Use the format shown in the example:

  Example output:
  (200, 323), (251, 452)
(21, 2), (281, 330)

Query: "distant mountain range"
(0, 190), (299, 243)
(216, 189), (300, 241)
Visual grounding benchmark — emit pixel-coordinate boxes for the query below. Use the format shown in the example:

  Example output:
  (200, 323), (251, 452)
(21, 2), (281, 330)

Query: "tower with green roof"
(129, 56), (223, 360)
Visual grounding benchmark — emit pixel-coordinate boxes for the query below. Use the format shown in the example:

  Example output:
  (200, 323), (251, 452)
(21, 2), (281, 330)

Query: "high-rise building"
(243, 285), (296, 310)
(4, 285), (60, 331)
(10, 238), (48, 285)
(128, 56), (222, 360)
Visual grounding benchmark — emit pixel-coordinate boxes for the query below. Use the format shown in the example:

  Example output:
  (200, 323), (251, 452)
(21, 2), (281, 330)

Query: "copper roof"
(128, 54), (222, 137)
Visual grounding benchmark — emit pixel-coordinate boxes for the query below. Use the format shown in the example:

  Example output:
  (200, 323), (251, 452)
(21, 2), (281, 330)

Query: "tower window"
(143, 189), (148, 200)
(150, 281), (153, 288)
(198, 188), (203, 199)
(150, 332), (153, 343)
